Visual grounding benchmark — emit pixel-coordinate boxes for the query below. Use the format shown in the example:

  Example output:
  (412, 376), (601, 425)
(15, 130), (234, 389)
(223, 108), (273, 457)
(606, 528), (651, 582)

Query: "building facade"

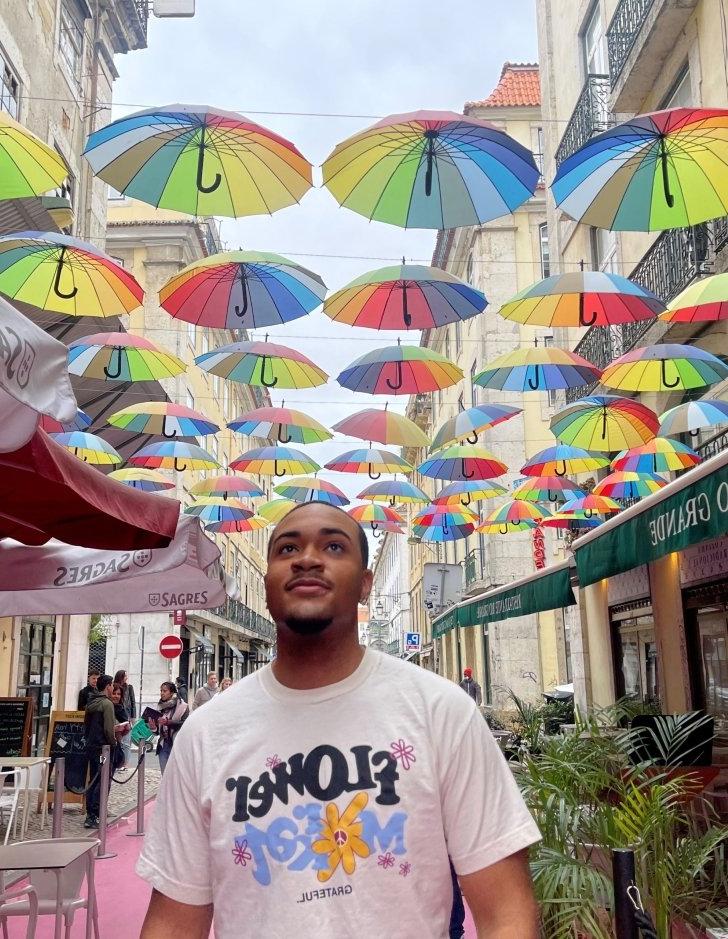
(370, 529), (412, 659)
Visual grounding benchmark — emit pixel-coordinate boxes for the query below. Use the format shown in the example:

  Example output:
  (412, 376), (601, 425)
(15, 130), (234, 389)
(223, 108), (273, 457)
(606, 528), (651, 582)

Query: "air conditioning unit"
(153, 0), (195, 16)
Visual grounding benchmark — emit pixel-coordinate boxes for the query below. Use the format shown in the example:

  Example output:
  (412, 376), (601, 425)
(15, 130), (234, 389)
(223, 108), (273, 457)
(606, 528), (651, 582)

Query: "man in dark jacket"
(175, 675), (188, 704)
(459, 667), (482, 706)
(83, 674), (116, 829)
(77, 669), (100, 710)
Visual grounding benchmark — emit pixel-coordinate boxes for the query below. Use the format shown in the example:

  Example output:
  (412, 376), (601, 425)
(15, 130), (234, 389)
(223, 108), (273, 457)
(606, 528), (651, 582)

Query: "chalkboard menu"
(45, 710), (87, 802)
(0, 697), (33, 757)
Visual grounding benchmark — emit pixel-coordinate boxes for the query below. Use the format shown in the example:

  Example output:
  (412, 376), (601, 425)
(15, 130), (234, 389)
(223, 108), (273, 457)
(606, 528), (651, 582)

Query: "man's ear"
(359, 568), (374, 604)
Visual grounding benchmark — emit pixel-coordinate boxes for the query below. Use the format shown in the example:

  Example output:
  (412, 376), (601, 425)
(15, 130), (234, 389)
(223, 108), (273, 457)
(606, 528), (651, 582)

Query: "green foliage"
(88, 614), (105, 645)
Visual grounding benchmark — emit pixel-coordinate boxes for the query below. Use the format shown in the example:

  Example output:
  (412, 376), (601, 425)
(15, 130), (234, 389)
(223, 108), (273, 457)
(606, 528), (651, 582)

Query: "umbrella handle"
(389, 497), (396, 507)
(585, 508), (593, 519)
(661, 358), (680, 388)
(548, 490), (557, 502)
(461, 493), (471, 507)
(162, 417), (177, 439)
(401, 282), (411, 328)
(196, 128), (221, 194)
(260, 356), (278, 387)
(368, 465), (381, 480)
(659, 136), (675, 209)
(466, 431), (478, 445)
(555, 460), (567, 477)
(53, 247), (78, 300)
(461, 459), (474, 480)
(443, 523), (449, 536)
(499, 524), (508, 535)
(103, 346), (123, 380)
(174, 458), (187, 472)
(578, 292), (598, 327)
(372, 525), (382, 539)
(526, 366), (540, 391)
(386, 360), (403, 391)
(274, 460), (286, 477)
(234, 268), (248, 318)
(277, 426), (292, 444)
(424, 130), (438, 198)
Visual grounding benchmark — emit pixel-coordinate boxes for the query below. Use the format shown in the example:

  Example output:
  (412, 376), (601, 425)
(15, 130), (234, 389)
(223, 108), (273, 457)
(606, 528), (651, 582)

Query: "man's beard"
(283, 614), (333, 636)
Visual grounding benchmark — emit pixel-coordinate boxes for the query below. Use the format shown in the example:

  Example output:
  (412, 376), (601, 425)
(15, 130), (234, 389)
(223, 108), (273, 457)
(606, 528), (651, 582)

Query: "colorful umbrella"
(411, 504), (480, 542)
(592, 471), (667, 500)
(67, 332), (186, 381)
(348, 504), (405, 533)
(521, 445), (610, 477)
(228, 406), (331, 444)
(474, 347), (601, 392)
(184, 499), (254, 525)
(430, 403), (522, 450)
(39, 409), (92, 434)
(84, 104), (313, 218)
(0, 111), (70, 198)
(108, 468), (175, 492)
(541, 512), (601, 530)
(322, 110), (539, 229)
(258, 499), (298, 523)
(159, 251), (326, 329)
(273, 477), (349, 506)
(512, 475), (586, 504)
(332, 406), (429, 447)
(230, 445), (320, 477)
(658, 400), (728, 438)
(611, 438), (701, 474)
(477, 500), (550, 534)
(550, 395), (658, 452)
(601, 344), (728, 392)
(205, 516), (270, 534)
(552, 108), (728, 231)
(324, 448), (413, 479)
(108, 402), (219, 438)
(357, 480), (430, 506)
(431, 479), (508, 507)
(195, 339), (327, 388)
(561, 495), (622, 518)
(190, 475), (265, 500)
(661, 273), (728, 323)
(418, 444), (508, 481)
(128, 441), (220, 472)
(0, 232), (144, 316)
(338, 342), (462, 395)
(323, 263), (486, 330)
(50, 431), (122, 465)
(497, 271), (665, 328)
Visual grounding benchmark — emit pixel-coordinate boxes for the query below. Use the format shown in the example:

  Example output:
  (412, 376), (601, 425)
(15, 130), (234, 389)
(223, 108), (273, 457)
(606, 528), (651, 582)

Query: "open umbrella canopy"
(430, 403), (522, 450)
(411, 504), (480, 541)
(0, 232), (144, 316)
(592, 470), (667, 500)
(258, 499), (298, 522)
(195, 340), (327, 388)
(39, 409), (92, 434)
(348, 504), (405, 527)
(332, 406), (429, 447)
(611, 437), (701, 473)
(50, 431), (122, 465)
(205, 515), (269, 534)
(661, 273), (728, 323)
(474, 347), (601, 392)
(541, 512), (602, 530)
(184, 499), (254, 524)
(512, 475), (586, 504)
(159, 250), (326, 330)
(228, 405), (331, 445)
(561, 494), (622, 517)
(497, 271), (665, 328)
(324, 447), (413, 478)
(550, 395), (658, 452)
(357, 480), (430, 506)
(190, 475), (265, 500)
(108, 468), (175, 492)
(601, 344), (728, 392)
(273, 476), (349, 506)
(84, 104), (313, 218)
(67, 332), (186, 381)
(478, 500), (550, 534)
(552, 108), (728, 231)
(337, 343), (462, 395)
(129, 441), (220, 473)
(432, 479), (508, 506)
(418, 444), (508, 481)
(521, 444), (610, 477)
(322, 110), (539, 229)
(658, 399), (728, 438)
(0, 111), (70, 199)
(108, 401), (219, 437)
(323, 263), (486, 330)
(230, 445), (320, 477)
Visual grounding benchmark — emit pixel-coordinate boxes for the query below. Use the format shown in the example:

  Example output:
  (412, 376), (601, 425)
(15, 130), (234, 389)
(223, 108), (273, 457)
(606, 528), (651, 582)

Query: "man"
(83, 674), (116, 829)
(192, 672), (218, 709)
(459, 667), (482, 707)
(77, 668), (100, 710)
(175, 675), (189, 704)
(138, 503), (540, 938)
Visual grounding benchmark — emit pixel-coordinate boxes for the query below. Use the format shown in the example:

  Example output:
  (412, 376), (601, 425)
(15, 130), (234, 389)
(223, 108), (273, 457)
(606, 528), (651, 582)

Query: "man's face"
(208, 675), (218, 688)
(89, 674), (98, 688)
(265, 505), (372, 635)
(103, 683), (113, 699)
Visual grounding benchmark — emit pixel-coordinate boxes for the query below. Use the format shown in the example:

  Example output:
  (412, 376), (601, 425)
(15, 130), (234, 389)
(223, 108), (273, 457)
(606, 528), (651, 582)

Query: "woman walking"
(111, 683), (131, 772)
(218, 677), (233, 693)
(113, 669), (136, 768)
(149, 681), (188, 774)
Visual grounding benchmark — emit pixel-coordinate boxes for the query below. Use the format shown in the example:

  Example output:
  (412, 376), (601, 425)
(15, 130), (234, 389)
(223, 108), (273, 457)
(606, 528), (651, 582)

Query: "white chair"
(0, 770), (21, 845)
(0, 883), (37, 939)
(0, 838), (99, 939)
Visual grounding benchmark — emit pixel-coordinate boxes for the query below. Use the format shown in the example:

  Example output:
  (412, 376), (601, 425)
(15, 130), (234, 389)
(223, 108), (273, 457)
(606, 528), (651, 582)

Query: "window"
(660, 65), (692, 109)
(444, 332), (450, 362)
(0, 49), (20, 120)
(582, 4), (607, 75)
(539, 222), (550, 278)
(223, 382), (229, 419)
(470, 361), (478, 408)
(543, 335), (557, 407)
(591, 226), (617, 273)
(533, 127), (545, 177)
(186, 389), (195, 412)
(201, 330), (209, 356)
(454, 319), (461, 356)
(187, 321), (196, 349)
(58, 0), (85, 81)
(465, 252), (474, 285)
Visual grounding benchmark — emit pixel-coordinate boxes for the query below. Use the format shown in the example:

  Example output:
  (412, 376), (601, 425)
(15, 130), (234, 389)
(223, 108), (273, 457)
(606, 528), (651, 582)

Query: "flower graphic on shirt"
(232, 837), (252, 868)
(399, 861), (412, 877)
(265, 754), (282, 770)
(377, 851), (395, 870)
(312, 792), (371, 883)
(390, 738), (416, 771)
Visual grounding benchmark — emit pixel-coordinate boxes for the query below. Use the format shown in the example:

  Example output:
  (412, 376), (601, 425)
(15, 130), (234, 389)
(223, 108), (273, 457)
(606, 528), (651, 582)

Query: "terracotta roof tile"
(465, 62), (540, 111)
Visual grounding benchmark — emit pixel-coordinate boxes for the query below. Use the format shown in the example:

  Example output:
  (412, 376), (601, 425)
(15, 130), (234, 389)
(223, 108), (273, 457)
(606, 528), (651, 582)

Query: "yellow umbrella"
(0, 111), (69, 198)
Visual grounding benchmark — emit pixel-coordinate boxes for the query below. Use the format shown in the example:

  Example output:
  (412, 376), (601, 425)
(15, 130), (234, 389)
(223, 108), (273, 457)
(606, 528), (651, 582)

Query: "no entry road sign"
(158, 634), (184, 659)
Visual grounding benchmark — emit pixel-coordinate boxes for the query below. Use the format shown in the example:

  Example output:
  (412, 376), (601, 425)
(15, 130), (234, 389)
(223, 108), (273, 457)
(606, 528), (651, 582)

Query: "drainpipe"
(81, 0), (103, 241)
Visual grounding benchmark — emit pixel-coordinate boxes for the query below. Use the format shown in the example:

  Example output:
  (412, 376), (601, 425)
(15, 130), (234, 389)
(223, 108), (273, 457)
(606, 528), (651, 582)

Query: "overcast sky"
(113, 1), (538, 502)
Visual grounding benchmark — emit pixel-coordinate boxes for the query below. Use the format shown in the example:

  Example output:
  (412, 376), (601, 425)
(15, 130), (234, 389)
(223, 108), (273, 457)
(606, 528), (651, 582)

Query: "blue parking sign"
(405, 632), (421, 652)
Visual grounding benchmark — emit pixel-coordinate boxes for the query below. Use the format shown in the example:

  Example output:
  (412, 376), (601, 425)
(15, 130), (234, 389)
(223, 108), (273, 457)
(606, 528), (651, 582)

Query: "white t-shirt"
(137, 649), (540, 938)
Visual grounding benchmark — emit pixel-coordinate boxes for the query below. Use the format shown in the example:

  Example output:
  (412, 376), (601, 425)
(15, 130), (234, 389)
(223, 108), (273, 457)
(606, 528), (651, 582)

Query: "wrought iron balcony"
(607, 0), (655, 84)
(697, 430), (728, 461)
(464, 550), (479, 589)
(212, 598), (276, 642)
(555, 75), (611, 166)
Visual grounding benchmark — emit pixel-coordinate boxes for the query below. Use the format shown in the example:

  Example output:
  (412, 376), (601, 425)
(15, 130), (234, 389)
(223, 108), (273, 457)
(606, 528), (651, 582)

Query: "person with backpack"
(83, 674), (116, 829)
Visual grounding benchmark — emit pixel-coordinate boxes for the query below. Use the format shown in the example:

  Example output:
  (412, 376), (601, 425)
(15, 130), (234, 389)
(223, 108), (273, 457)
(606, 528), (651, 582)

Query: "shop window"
(611, 603), (660, 707)
(684, 583), (728, 745)
(58, 0), (85, 82)
(16, 617), (55, 755)
(0, 48), (20, 120)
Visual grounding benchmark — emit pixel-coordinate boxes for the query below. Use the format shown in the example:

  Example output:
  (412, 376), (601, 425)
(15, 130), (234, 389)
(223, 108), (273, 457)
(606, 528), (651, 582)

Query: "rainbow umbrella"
(521, 445), (609, 477)
(541, 512), (602, 530)
(348, 504), (405, 534)
(185, 499), (254, 525)
(338, 342), (462, 395)
(658, 400), (728, 438)
(258, 499), (298, 522)
(512, 476), (585, 504)
(190, 475), (264, 500)
(84, 104), (313, 218)
(195, 339), (327, 389)
(230, 445), (320, 477)
(324, 448), (413, 479)
(67, 332), (186, 381)
(497, 271), (664, 328)
(322, 110), (539, 229)
(108, 468), (175, 492)
(39, 409), (92, 434)
(206, 516), (270, 534)
(432, 480), (508, 507)
(108, 402), (219, 438)
(323, 263), (486, 330)
(592, 471), (667, 500)
(661, 273), (728, 323)
(474, 347), (600, 392)
(561, 495), (622, 518)
(412, 504), (480, 542)
(332, 406), (429, 447)
(50, 431), (121, 465)
(552, 108), (728, 231)
(0, 111), (70, 198)
(550, 395), (658, 452)
(611, 438), (701, 474)
(228, 406), (331, 444)
(273, 477), (349, 506)
(357, 480), (430, 506)
(159, 251), (326, 329)
(418, 445), (508, 481)
(129, 441), (220, 473)
(0, 232), (144, 316)
(601, 344), (728, 392)
(477, 500), (550, 535)
(431, 403), (522, 450)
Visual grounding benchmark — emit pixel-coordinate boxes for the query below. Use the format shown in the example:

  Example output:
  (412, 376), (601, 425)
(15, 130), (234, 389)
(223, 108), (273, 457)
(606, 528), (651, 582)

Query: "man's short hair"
(88, 668), (101, 678)
(266, 502), (369, 569)
(208, 672), (218, 681)
(97, 674), (113, 692)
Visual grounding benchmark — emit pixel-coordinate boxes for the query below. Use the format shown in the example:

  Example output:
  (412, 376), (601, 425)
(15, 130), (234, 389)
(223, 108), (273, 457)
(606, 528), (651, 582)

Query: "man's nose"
(292, 545), (324, 568)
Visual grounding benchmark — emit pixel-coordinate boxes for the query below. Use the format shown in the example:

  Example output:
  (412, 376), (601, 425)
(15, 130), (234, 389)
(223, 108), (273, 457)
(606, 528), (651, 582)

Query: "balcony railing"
(464, 550), (479, 589)
(212, 598), (276, 642)
(607, 0), (656, 85)
(555, 75), (611, 166)
(134, 0), (150, 37)
(697, 430), (728, 461)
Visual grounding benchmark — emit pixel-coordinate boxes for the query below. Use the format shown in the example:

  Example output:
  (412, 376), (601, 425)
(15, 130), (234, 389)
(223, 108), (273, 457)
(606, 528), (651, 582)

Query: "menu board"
(45, 710), (87, 805)
(0, 697), (33, 757)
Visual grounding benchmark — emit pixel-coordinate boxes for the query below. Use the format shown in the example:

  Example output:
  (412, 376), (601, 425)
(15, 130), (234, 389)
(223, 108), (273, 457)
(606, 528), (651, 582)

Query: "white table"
(0, 758), (50, 839)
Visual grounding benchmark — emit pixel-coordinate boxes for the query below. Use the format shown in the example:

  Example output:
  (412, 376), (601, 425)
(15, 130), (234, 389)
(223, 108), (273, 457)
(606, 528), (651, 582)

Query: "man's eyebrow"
(320, 527), (353, 541)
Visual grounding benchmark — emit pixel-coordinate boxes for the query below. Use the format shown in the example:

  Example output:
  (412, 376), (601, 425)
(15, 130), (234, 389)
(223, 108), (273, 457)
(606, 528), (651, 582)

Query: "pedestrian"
(459, 667), (482, 706)
(218, 677), (233, 693)
(138, 503), (540, 938)
(192, 672), (218, 709)
(77, 668), (100, 710)
(110, 683), (131, 772)
(113, 668), (136, 768)
(175, 675), (189, 704)
(147, 681), (188, 775)
(83, 674), (116, 830)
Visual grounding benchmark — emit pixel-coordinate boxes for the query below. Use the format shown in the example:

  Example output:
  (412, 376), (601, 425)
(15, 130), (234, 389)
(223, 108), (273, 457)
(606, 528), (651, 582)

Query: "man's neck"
(272, 628), (364, 691)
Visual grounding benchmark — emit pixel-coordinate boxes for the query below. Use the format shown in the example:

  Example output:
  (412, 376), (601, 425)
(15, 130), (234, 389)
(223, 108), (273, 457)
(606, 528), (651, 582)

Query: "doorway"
(16, 617), (56, 755)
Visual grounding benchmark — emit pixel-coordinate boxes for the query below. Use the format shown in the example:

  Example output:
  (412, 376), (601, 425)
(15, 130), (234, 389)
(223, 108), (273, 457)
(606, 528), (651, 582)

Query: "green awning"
(574, 449), (728, 588)
(432, 607), (458, 639)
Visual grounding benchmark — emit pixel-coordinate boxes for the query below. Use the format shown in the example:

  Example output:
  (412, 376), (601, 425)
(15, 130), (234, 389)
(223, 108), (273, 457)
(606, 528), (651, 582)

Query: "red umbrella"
(0, 428), (179, 549)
